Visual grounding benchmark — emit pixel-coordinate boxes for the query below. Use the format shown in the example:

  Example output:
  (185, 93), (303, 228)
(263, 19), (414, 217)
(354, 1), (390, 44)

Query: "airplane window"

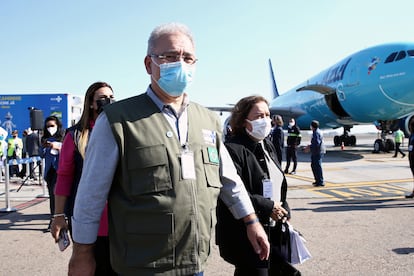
(385, 52), (397, 63)
(407, 50), (414, 56)
(395, 51), (406, 61)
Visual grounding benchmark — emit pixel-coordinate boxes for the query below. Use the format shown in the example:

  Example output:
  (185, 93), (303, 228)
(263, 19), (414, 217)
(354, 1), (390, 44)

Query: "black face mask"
(96, 98), (114, 114)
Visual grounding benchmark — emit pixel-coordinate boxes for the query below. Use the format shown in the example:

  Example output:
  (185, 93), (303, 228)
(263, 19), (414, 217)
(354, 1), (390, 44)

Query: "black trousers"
(94, 236), (117, 276)
(45, 168), (57, 215)
(285, 146), (298, 172)
(233, 255), (301, 276)
(394, 142), (405, 157)
(234, 266), (267, 276)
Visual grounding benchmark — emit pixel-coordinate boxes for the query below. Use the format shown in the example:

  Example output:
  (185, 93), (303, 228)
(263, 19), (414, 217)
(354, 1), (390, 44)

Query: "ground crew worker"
(284, 118), (301, 174)
(393, 128), (406, 158)
(7, 130), (23, 177)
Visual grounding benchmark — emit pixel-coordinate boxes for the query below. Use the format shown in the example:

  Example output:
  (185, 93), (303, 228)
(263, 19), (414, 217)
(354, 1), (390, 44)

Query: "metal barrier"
(0, 156), (47, 213)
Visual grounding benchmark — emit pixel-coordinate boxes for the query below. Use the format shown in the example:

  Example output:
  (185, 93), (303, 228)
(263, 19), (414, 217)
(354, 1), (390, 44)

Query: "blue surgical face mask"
(152, 59), (194, 97)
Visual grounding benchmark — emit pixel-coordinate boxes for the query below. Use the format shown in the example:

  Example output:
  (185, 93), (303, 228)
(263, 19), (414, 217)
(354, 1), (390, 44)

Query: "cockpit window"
(395, 51), (406, 61)
(385, 52), (397, 63)
(384, 50), (413, 63)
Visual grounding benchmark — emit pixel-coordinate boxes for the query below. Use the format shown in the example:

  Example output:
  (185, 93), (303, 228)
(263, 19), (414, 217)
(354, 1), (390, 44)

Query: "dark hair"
(76, 81), (113, 158)
(42, 115), (64, 143)
(311, 120), (319, 129)
(79, 81), (113, 131)
(229, 95), (268, 136)
(273, 115), (283, 126)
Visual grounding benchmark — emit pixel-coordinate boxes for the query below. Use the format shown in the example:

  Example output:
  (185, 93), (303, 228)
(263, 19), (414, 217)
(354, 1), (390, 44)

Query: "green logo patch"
(207, 147), (219, 164)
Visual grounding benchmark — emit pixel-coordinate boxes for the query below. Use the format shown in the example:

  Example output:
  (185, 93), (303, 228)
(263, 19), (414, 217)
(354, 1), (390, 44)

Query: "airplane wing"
(296, 84), (336, 95)
(206, 106), (233, 113)
(207, 105), (306, 118)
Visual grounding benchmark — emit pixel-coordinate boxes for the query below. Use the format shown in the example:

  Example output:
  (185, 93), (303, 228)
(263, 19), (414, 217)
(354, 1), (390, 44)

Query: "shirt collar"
(146, 85), (190, 112)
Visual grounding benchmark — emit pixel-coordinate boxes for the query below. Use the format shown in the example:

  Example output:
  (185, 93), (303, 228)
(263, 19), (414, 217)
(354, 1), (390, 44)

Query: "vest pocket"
(125, 212), (175, 268)
(127, 145), (172, 195)
(201, 147), (222, 189)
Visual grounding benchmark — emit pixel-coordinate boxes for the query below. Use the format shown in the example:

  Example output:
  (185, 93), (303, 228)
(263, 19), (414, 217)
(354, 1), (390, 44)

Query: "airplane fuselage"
(270, 43), (414, 130)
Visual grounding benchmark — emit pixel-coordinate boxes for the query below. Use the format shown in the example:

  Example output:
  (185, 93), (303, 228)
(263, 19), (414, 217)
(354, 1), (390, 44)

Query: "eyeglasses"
(46, 125), (56, 128)
(150, 52), (198, 65)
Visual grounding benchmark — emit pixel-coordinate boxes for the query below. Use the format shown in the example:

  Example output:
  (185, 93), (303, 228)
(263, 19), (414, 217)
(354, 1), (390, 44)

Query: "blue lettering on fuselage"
(322, 58), (351, 85)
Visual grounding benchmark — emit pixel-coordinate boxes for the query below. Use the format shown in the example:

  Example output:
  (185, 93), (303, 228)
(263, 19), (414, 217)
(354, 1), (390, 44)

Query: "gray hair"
(147, 22), (195, 55)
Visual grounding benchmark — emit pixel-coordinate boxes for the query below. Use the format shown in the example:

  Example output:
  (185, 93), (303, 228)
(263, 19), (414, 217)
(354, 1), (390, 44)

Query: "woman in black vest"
(216, 95), (299, 276)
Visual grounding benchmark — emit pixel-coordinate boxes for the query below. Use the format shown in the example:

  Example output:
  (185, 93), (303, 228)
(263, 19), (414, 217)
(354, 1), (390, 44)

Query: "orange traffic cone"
(341, 142), (345, 150)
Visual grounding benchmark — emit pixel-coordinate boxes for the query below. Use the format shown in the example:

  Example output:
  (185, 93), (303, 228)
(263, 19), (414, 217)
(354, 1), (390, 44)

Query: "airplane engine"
(400, 113), (414, 137)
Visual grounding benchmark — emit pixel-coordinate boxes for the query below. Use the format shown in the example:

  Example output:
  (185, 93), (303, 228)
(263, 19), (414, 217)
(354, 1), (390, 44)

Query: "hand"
(50, 216), (68, 242)
(270, 202), (288, 221)
(50, 141), (62, 150)
(245, 220), (270, 260)
(68, 243), (96, 276)
(42, 141), (52, 148)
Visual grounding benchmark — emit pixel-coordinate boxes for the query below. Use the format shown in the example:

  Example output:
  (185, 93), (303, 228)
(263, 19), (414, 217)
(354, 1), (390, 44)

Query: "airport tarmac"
(1, 133), (413, 275)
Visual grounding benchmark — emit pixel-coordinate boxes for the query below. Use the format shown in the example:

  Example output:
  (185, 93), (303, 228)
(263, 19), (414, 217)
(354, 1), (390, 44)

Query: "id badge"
(262, 179), (273, 199)
(181, 149), (196, 180)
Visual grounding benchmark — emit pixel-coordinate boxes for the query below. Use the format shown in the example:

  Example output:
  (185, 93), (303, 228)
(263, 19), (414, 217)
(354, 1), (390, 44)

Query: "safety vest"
(7, 137), (23, 158)
(395, 130), (404, 143)
(104, 94), (222, 275)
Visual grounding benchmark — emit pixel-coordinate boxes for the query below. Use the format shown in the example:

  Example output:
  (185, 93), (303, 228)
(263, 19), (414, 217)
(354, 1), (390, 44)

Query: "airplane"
(266, 42), (414, 152)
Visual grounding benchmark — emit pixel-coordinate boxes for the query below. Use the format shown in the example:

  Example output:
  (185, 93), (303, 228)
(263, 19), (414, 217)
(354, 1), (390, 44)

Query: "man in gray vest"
(69, 22), (269, 276)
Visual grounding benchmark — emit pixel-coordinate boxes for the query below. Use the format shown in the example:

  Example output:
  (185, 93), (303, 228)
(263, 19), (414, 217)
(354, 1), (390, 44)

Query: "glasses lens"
(152, 53), (197, 64)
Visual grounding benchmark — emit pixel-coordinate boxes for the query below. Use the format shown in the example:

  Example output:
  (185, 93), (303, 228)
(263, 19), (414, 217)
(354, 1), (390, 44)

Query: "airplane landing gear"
(333, 126), (356, 146)
(373, 137), (394, 153)
(372, 120), (397, 153)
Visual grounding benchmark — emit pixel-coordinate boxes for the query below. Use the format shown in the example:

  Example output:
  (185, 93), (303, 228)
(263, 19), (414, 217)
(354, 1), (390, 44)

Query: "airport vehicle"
(0, 93), (83, 136)
(268, 42), (414, 152)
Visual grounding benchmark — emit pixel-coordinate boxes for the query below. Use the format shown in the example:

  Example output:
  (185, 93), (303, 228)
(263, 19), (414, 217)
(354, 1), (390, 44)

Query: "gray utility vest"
(104, 94), (223, 276)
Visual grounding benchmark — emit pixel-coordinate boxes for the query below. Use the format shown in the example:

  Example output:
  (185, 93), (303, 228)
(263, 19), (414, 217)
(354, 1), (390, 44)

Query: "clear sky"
(1, 0), (413, 109)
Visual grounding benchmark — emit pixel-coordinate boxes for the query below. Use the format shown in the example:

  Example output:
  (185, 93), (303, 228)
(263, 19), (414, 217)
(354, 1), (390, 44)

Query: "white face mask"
(289, 122), (294, 127)
(47, 127), (57, 136)
(246, 117), (272, 141)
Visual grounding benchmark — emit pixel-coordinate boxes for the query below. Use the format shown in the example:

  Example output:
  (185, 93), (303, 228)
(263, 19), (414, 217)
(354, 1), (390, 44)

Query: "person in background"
(393, 127), (406, 158)
(25, 128), (42, 180)
(284, 118), (301, 174)
(7, 130), (23, 177)
(307, 120), (325, 187)
(42, 115), (64, 230)
(271, 114), (284, 165)
(18, 129), (28, 178)
(0, 131), (7, 176)
(68, 22), (269, 275)
(216, 96), (295, 276)
(51, 81), (115, 275)
(405, 120), (414, 198)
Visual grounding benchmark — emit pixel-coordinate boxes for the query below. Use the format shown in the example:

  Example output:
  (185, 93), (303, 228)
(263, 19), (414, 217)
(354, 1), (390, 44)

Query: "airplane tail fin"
(269, 59), (279, 98)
